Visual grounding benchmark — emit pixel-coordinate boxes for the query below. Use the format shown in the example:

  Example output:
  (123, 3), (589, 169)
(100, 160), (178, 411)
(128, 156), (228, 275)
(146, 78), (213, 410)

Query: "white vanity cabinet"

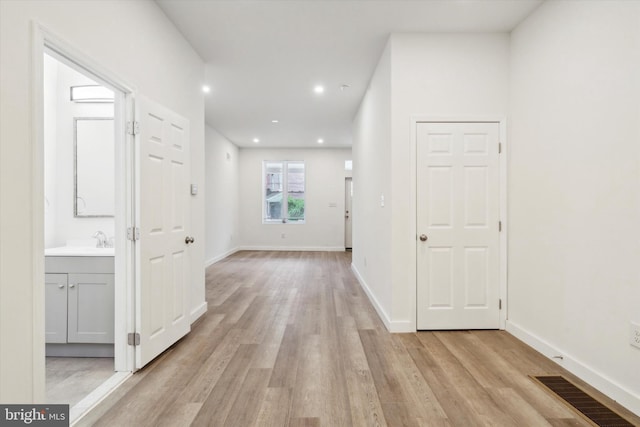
(45, 255), (114, 356)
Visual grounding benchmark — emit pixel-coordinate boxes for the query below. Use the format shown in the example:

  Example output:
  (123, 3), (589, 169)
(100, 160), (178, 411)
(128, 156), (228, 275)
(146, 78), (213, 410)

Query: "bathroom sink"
(44, 246), (115, 257)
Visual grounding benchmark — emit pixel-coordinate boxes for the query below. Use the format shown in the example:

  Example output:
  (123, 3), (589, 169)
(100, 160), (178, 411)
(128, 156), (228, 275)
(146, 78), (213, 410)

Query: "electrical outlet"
(631, 322), (640, 350)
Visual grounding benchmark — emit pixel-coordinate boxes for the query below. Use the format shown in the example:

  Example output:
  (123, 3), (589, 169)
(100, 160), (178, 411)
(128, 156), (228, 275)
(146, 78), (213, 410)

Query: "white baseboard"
(238, 245), (346, 252)
(190, 301), (208, 324)
(70, 371), (131, 426)
(205, 247), (240, 267)
(506, 320), (640, 416)
(350, 264), (414, 333)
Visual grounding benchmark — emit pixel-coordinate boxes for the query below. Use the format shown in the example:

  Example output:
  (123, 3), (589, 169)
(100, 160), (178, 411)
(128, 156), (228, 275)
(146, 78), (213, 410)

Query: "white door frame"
(31, 22), (137, 389)
(410, 116), (508, 331)
(345, 177), (353, 249)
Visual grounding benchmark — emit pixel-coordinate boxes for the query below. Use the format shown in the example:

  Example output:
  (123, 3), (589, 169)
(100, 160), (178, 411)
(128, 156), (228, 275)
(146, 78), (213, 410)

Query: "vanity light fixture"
(70, 85), (114, 103)
(271, 119), (279, 124)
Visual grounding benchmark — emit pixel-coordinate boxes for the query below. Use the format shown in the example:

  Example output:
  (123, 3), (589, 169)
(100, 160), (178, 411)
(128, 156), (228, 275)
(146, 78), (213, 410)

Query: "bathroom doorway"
(42, 47), (132, 421)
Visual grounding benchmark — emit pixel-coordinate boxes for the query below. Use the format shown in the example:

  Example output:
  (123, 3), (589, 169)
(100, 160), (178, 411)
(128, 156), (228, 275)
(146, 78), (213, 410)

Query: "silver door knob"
(58, 284), (65, 289)
(69, 283), (75, 288)
(419, 234), (428, 242)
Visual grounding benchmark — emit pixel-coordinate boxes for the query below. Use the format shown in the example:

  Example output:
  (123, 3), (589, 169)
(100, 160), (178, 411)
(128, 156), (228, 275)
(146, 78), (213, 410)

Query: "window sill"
(262, 220), (306, 225)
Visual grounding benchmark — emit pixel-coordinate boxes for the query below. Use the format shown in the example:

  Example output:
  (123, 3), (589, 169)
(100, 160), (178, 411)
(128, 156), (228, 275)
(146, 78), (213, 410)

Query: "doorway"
(41, 43), (133, 422)
(35, 27), (194, 421)
(416, 121), (502, 330)
(345, 177), (353, 250)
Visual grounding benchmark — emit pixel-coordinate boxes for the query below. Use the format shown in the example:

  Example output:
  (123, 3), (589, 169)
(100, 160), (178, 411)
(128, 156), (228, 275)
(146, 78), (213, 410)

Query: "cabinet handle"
(69, 283), (75, 289)
(58, 284), (65, 289)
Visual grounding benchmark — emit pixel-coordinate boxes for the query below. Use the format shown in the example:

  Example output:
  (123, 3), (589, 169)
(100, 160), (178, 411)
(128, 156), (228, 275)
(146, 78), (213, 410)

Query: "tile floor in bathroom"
(46, 357), (114, 407)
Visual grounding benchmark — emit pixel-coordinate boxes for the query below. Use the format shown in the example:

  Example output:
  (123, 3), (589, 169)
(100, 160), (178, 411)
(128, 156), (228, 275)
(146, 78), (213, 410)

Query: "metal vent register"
(532, 376), (634, 427)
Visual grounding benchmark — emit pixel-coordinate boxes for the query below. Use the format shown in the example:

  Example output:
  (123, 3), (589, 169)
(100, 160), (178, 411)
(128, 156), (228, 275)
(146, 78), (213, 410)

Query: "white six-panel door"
(417, 122), (500, 330)
(135, 96), (191, 368)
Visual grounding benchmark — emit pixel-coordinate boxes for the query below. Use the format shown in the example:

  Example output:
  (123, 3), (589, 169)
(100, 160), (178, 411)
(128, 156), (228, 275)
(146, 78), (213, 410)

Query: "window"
(263, 161), (305, 223)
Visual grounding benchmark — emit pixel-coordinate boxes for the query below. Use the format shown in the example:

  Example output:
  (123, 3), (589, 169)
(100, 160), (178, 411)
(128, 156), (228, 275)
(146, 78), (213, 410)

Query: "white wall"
(352, 34), (509, 331)
(508, 0), (640, 413)
(0, 0), (204, 402)
(44, 54), (115, 249)
(390, 33), (509, 329)
(238, 148), (352, 250)
(351, 40), (393, 327)
(205, 125), (239, 265)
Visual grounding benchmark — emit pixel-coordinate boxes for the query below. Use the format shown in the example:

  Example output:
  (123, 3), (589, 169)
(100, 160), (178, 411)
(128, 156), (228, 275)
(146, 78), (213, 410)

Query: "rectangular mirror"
(74, 117), (115, 217)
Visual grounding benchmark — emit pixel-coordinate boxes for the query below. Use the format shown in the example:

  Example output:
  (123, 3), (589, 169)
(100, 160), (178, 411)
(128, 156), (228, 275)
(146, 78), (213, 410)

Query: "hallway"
(78, 251), (639, 426)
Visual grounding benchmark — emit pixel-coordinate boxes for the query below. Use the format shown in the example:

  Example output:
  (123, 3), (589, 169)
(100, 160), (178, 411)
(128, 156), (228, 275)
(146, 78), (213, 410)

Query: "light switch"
(191, 184), (198, 195)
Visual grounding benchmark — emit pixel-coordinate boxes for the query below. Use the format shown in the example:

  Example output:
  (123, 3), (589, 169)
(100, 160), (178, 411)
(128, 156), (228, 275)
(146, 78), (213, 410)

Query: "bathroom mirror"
(74, 117), (115, 217)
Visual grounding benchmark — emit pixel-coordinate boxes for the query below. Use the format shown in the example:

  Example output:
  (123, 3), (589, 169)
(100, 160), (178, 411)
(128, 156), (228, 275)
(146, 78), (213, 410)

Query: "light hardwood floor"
(78, 251), (640, 426)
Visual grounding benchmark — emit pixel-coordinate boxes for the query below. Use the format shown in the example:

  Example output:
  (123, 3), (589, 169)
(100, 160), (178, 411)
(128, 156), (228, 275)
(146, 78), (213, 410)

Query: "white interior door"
(135, 96), (191, 368)
(345, 178), (353, 249)
(416, 122), (500, 330)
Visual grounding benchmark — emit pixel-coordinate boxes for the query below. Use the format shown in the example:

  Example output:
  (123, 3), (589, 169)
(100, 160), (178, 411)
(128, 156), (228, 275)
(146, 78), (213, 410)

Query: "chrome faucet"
(92, 231), (107, 248)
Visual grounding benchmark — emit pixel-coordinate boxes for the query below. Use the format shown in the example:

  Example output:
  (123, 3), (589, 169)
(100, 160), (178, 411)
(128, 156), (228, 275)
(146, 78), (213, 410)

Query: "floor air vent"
(532, 376), (634, 427)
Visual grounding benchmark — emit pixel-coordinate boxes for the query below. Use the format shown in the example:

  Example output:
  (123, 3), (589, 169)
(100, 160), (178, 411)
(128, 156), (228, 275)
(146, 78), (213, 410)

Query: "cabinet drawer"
(45, 256), (114, 274)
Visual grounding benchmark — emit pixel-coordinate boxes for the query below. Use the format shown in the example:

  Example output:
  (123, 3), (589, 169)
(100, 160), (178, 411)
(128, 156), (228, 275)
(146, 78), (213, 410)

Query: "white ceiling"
(156, 0), (542, 148)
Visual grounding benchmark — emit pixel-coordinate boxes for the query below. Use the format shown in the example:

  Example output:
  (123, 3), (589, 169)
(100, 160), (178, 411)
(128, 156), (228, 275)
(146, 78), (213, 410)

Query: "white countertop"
(44, 246), (115, 257)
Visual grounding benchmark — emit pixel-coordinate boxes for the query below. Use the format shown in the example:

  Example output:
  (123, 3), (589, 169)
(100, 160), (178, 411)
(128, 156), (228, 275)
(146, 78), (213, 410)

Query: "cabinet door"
(67, 273), (114, 343)
(45, 273), (68, 343)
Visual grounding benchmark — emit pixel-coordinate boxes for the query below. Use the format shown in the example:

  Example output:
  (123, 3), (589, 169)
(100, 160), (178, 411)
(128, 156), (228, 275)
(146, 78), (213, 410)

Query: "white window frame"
(262, 160), (306, 224)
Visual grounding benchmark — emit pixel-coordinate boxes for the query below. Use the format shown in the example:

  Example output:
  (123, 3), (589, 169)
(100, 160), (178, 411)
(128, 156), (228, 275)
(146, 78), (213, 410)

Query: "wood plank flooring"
(78, 251), (640, 426)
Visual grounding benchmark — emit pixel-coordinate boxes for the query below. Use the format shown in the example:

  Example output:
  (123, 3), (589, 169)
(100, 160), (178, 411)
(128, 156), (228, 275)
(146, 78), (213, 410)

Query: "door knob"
(58, 284), (65, 289)
(185, 236), (195, 244)
(419, 234), (428, 242)
(69, 283), (75, 289)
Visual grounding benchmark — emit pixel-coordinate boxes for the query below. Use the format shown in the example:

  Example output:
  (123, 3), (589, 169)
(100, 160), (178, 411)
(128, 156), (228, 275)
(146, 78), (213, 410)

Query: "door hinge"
(499, 221), (502, 232)
(499, 299), (502, 310)
(127, 121), (140, 136)
(127, 227), (140, 241)
(128, 332), (140, 346)
(498, 143), (502, 154)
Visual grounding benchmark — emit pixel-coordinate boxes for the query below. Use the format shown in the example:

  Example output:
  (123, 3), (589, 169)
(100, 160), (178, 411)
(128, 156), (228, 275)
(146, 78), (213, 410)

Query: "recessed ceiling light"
(202, 85), (211, 93)
(253, 138), (260, 143)
(317, 138), (324, 144)
(271, 119), (279, 124)
(313, 85), (325, 94)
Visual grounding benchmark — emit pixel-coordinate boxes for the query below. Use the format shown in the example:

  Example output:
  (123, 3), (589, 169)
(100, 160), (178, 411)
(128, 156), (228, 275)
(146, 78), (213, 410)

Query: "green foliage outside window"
(288, 196), (305, 219)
